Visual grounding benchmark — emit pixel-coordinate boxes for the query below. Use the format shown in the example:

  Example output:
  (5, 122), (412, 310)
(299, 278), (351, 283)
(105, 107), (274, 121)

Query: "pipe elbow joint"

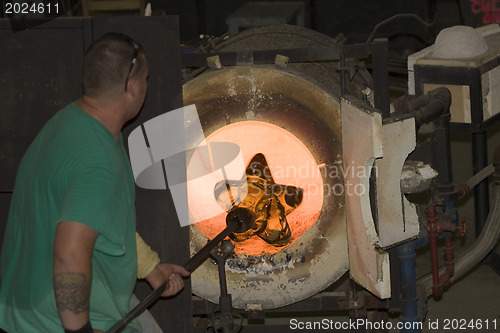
(428, 87), (452, 110)
(431, 87), (452, 125)
(432, 284), (442, 297)
(412, 87), (452, 127)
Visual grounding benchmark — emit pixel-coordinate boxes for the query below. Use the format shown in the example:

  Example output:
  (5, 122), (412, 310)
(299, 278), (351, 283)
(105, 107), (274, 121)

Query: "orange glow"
(187, 120), (324, 255)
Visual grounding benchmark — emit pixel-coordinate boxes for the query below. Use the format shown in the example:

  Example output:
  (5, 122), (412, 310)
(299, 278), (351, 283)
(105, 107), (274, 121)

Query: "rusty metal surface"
(213, 24), (373, 103)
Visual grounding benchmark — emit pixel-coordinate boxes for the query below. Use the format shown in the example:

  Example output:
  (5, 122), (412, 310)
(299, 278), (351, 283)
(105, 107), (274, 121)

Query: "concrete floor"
(421, 264), (500, 333)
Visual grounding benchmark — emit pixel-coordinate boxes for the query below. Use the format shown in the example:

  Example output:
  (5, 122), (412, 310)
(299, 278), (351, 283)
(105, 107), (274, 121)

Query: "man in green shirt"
(0, 33), (189, 333)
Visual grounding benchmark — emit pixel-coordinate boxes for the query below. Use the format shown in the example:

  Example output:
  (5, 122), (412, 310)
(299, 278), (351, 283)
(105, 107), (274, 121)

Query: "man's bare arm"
(53, 221), (100, 332)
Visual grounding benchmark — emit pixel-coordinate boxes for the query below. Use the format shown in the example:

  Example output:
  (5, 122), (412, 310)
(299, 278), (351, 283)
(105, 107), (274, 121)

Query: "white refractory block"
(342, 96), (420, 298)
(407, 45), (433, 95)
(407, 24), (500, 96)
(375, 118), (419, 248)
(342, 97), (390, 299)
(433, 25), (488, 59)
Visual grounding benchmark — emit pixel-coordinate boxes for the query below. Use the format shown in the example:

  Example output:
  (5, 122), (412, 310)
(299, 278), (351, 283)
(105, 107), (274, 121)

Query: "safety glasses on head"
(125, 38), (139, 92)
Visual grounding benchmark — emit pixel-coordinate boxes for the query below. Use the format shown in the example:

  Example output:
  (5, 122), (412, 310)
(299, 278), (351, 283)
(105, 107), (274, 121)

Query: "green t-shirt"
(0, 102), (139, 332)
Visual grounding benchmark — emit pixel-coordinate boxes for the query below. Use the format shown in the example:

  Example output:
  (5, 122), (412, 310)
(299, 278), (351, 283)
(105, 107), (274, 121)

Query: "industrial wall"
(146, 0), (485, 52)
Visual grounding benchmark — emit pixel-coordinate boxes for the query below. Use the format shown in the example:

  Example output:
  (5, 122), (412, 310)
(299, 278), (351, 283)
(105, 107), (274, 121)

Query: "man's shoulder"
(50, 102), (92, 131)
(44, 102), (113, 152)
(27, 103), (113, 170)
(39, 102), (89, 139)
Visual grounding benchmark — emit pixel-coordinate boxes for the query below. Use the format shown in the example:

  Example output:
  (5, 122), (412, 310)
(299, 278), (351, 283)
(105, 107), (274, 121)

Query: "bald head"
(83, 32), (146, 99)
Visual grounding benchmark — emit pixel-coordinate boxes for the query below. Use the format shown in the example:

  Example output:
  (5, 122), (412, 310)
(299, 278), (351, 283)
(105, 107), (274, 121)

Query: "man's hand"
(145, 263), (190, 297)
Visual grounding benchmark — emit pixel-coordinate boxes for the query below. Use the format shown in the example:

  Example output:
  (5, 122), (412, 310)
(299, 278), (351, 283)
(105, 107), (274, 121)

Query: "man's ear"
(126, 77), (139, 97)
(125, 78), (134, 95)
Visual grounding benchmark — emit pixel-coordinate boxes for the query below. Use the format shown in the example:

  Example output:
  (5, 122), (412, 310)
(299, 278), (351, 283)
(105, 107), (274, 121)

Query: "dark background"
(1, 0), (491, 54)
(1, 0), (500, 331)
(0, 16), (191, 332)
(117, 0), (491, 55)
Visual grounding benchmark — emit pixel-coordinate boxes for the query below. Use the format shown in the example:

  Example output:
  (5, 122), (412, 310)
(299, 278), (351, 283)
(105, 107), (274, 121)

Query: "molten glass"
(215, 153), (303, 246)
(188, 120), (324, 256)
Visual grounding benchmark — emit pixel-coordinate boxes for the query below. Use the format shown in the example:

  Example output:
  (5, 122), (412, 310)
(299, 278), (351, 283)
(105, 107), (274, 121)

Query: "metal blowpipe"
(106, 207), (254, 333)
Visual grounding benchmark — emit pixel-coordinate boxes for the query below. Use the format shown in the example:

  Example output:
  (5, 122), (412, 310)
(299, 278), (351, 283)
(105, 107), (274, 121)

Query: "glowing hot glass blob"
(215, 153), (304, 247)
(187, 120), (324, 255)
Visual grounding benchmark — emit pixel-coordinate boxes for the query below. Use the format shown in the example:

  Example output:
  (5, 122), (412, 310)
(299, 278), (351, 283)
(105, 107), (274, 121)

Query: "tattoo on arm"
(54, 272), (90, 315)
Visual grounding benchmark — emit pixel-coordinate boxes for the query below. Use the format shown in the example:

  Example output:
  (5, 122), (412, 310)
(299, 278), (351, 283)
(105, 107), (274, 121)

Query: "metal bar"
(468, 67), (484, 126)
(449, 122), (481, 132)
(191, 290), (394, 316)
(481, 112), (500, 131)
(340, 53), (346, 96)
(414, 64), (471, 87)
(369, 39), (390, 118)
(106, 222), (239, 333)
(181, 44), (371, 68)
(477, 53), (500, 74)
(473, 131), (490, 236)
(184, 222), (238, 272)
(433, 113), (454, 193)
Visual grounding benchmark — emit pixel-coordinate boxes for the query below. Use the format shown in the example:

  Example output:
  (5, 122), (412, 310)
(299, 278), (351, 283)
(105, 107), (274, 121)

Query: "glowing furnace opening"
(187, 120), (324, 256)
(215, 153), (304, 247)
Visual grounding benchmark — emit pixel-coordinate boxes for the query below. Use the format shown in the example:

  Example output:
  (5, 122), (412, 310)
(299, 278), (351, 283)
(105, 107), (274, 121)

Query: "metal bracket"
(207, 55), (222, 69)
(236, 50), (254, 65)
(208, 240), (239, 333)
(274, 54), (289, 68)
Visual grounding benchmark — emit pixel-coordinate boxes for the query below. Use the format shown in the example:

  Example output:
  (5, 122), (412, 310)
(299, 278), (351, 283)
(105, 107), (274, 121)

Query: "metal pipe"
(370, 39), (390, 118)
(466, 164), (494, 189)
(106, 213), (253, 333)
(210, 240), (236, 332)
(390, 87), (451, 127)
(366, 13), (437, 44)
(442, 237), (455, 284)
(398, 240), (423, 333)
(410, 87), (452, 128)
(432, 112), (454, 197)
(426, 202), (457, 297)
(426, 204), (441, 296)
(455, 164), (495, 199)
(418, 185), (500, 297)
(417, 144), (500, 297)
(473, 131), (490, 236)
(393, 87), (454, 199)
